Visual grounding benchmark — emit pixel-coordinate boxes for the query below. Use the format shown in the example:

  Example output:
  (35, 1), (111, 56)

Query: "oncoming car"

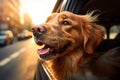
(0, 30), (14, 46)
(17, 30), (32, 41)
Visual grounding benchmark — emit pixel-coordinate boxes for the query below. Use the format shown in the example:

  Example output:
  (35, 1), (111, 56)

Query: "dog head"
(32, 11), (104, 60)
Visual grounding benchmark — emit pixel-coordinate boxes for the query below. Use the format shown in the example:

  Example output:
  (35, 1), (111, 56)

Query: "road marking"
(0, 47), (26, 67)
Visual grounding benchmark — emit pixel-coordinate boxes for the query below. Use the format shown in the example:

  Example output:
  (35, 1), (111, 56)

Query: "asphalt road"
(0, 38), (39, 80)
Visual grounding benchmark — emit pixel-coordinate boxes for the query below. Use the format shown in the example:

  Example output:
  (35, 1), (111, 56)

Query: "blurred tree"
(23, 13), (33, 31)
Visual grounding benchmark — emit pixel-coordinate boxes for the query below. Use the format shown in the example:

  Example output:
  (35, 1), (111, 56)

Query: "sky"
(21, 0), (57, 25)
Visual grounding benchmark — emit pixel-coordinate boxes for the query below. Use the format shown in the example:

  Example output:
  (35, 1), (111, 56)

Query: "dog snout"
(32, 25), (47, 36)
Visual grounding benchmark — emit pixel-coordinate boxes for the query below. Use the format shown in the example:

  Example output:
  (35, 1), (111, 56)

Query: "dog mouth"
(36, 41), (70, 60)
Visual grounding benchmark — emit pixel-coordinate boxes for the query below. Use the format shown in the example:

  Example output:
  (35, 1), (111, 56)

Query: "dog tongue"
(37, 47), (50, 55)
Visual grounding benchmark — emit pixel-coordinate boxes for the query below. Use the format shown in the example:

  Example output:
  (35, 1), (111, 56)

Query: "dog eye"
(61, 20), (70, 25)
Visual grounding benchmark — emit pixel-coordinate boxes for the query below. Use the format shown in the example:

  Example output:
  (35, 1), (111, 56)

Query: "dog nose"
(32, 25), (47, 36)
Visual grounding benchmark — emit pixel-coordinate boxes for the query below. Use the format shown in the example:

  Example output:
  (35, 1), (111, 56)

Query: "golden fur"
(32, 11), (120, 80)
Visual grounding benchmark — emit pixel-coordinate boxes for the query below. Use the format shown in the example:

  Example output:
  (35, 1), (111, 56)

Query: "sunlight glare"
(21, 0), (56, 25)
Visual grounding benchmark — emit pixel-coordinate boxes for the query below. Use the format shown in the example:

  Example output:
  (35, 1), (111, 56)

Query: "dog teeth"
(39, 44), (46, 49)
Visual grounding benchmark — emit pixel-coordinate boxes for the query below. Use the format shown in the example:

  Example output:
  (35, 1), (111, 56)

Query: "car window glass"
(109, 25), (120, 39)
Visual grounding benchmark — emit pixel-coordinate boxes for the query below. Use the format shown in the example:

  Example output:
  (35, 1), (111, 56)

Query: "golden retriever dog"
(32, 11), (120, 80)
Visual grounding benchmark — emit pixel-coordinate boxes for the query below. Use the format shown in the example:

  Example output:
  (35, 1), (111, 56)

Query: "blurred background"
(0, 0), (56, 38)
(0, 0), (56, 80)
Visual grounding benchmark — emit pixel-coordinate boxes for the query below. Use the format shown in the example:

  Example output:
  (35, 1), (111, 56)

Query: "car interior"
(52, 0), (120, 52)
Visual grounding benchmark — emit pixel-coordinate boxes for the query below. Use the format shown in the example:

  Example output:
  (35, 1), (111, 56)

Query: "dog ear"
(83, 24), (104, 54)
(79, 15), (105, 54)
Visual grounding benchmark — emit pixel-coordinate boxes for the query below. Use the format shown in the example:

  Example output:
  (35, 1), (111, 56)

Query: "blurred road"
(0, 38), (39, 80)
